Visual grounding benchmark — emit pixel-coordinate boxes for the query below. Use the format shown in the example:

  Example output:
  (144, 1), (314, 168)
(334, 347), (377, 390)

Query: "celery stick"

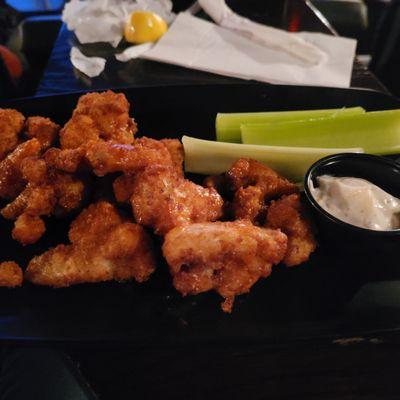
(216, 107), (365, 143)
(241, 110), (400, 155)
(182, 136), (363, 182)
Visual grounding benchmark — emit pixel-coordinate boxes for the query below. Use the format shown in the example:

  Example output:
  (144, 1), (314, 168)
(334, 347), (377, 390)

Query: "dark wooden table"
(71, 336), (400, 400)
(35, 0), (389, 96)
(31, 1), (399, 399)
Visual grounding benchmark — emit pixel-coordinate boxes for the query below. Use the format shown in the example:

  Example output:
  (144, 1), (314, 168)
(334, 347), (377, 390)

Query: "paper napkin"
(62, 0), (174, 47)
(115, 42), (154, 62)
(198, 0), (325, 65)
(70, 47), (106, 77)
(143, 12), (357, 88)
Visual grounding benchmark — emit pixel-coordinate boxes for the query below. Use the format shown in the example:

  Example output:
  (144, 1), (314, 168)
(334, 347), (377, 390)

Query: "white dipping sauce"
(310, 175), (400, 231)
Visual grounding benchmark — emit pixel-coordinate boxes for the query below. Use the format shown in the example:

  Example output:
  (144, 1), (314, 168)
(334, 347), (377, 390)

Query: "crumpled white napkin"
(62, 0), (174, 47)
(143, 12), (357, 88)
(198, 0), (325, 65)
(115, 42), (154, 62)
(63, 0), (174, 75)
(70, 47), (106, 77)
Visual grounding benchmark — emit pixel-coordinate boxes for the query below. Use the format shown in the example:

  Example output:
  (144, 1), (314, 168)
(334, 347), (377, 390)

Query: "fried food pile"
(26, 202), (155, 286)
(0, 91), (317, 312)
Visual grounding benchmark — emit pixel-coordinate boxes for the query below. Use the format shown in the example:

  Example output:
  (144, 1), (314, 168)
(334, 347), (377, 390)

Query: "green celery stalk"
(216, 107), (365, 143)
(241, 109), (400, 155)
(182, 136), (363, 183)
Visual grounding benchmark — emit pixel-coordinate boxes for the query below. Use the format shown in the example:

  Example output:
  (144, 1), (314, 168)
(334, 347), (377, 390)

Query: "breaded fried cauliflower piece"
(163, 221), (287, 312)
(0, 262), (23, 287)
(265, 193), (317, 267)
(43, 147), (86, 174)
(85, 137), (172, 177)
(131, 165), (224, 235)
(60, 114), (100, 150)
(12, 214), (46, 245)
(112, 138), (183, 203)
(25, 202), (156, 287)
(0, 138), (42, 199)
(24, 116), (60, 149)
(60, 91), (137, 149)
(113, 174), (136, 204)
(0, 109), (25, 160)
(227, 158), (298, 223)
(160, 138), (184, 176)
(1, 156), (86, 245)
(49, 91), (138, 173)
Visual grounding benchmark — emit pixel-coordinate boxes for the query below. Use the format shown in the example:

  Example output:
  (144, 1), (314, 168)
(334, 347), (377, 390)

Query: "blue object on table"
(5, 0), (65, 13)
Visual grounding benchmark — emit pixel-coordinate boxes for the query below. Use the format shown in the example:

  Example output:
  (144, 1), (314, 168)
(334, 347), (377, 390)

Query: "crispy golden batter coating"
(228, 158), (298, 195)
(163, 221), (288, 312)
(135, 136), (175, 154)
(56, 92), (139, 174)
(113, 137), (184, 203)
(85, 141), (145, 176)
(232, 185), (267, 222)
(265, 193), (317, 267)
(0, 109), (25, 160)
(68, 201), (122, 245)
(76, 91), (137, 143)
(51, 172), (86, 216)
(1, 156), (86, 244)
(25, 202), (156, 287)
(0, 139), (42, 199)
(0, 262), (23, 287)
(60, 91), (137, 149)
(20, 156), (48, 184)
(3, 183), (55, 245)
(160, 138), (184, 175)
(44, 147), (86, 173)
(85, 137), (172, 176)
(131, 165), (224, 235)
(111, 139), (182, 204)
(3, 184), (56, 219)
(113, 174), (136, 203)
(12, 214), (46, 245)
(24, 116), (60, 149)
(1, 191), (27, 219)
(60, 114), (100, 150)
(227, 158), (298, 223)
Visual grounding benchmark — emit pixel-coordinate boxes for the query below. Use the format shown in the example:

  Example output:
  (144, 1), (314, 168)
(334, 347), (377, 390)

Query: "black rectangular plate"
(1, 83), (400, 345)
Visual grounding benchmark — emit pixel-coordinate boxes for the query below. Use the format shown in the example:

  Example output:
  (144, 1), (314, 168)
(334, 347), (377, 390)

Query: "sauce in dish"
(310, 175), (400, 231)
